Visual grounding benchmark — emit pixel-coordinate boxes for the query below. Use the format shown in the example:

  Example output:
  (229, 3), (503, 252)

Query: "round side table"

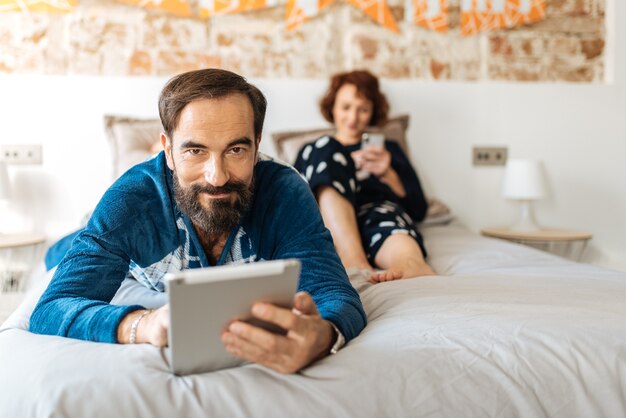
(480, 228), (592, 261)
(0, 232), (46, 323)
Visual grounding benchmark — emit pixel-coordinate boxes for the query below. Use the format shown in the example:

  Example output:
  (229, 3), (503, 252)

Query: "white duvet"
(1, 224), (625, 417)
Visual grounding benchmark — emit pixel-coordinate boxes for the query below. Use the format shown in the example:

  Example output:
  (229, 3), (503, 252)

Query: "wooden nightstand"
(480, 228), (592, 261)
(0, 233), (46, 323)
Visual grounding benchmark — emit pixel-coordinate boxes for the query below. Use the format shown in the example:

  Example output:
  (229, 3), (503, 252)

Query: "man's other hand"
(221, 291), (335, 374)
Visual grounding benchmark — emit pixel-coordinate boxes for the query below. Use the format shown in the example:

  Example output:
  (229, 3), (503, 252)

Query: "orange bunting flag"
(407, 0), (449, 33)
(286, 0), (334, 31)
(461, 0), (545, 36)
(200, 0), (278, 18)
(117, 0), (192, 17)
(0, 0), (77, 12)
(344, 0), (398, 33)
(287, 0), (397, 33)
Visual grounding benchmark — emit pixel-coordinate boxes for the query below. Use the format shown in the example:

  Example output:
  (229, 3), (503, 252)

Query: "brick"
(217, 33), (234, 47)
(156, 51), (221, 76)
(66, 8), (140, 54)
(430, 59), (450, 80)
(0, 14), (18, 47)
(142, 14), (208, 51)
(345, 25), (413, 79)
(490, 35), (513, 56)
(208, 5), (337, 78)
(548, 0), (589, 16)
(43, 17), (68, 75)
(0, 44), (18, 73)
(356, 36), (379, 60)
(446, 32), (482, 80)
(128, 50), (152, 75)
(17, 48), (47, 73)
(581, 38), (605, 60)
(530, 17), (603, 33)
(547, 62), (595, 82)
(522, 37), (545, 56)
(547, 36), (580, 56)
(489, 63), (543, 82)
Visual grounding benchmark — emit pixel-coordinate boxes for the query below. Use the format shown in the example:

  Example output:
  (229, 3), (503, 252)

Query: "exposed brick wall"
(0, 0), (606, 81)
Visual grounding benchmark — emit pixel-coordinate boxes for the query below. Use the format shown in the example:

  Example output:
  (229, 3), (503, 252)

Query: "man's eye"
(187, 149), (202, 155)
(230, 147), (243, 154)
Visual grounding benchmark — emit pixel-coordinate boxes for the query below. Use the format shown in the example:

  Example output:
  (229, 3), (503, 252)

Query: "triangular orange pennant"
(343, 0), (398, 33)
(117, 0), (192, 17)
(286, 0), (334, 31)
(409, 0), (448, 33)
(461, 0), (545, 36)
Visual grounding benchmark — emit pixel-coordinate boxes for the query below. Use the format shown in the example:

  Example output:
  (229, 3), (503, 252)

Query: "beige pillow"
(104, 115), (162, 180)
(271, 114), (410, 165)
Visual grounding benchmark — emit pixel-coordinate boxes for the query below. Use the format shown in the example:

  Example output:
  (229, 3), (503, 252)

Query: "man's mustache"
(190, 181), (248, 196)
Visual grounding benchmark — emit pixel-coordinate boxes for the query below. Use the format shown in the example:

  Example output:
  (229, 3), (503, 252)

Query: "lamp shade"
(0, 161), (10, 200)
(501, 159), (546, 200)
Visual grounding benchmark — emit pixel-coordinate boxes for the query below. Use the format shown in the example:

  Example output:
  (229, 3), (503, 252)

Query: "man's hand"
(221, 291), (336, 374)
(117, 304), (169, 346)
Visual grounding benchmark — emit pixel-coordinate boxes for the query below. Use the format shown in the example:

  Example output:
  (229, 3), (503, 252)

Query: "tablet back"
(166, 259), (301, 375)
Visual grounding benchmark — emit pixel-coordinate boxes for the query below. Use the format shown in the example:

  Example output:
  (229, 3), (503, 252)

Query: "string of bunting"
(0, 0), (77, 13)
(0, 0), (546, 35)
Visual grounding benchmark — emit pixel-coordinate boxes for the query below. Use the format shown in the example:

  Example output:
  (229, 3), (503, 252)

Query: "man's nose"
(204, 156), (229, 187)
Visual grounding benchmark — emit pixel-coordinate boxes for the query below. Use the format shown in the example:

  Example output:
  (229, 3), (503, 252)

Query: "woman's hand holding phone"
(351, 133), (391, 178)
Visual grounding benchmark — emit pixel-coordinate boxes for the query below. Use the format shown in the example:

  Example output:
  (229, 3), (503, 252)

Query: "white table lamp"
(501, 159), (546, 231)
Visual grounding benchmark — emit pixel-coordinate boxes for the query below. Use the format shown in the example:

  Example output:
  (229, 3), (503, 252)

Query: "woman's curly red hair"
(320, 70), (389, 127)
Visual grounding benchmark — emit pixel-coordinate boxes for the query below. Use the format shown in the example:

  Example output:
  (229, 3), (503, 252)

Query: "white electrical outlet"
(0, 144), (43, 165)
(472, 146), (508, 166)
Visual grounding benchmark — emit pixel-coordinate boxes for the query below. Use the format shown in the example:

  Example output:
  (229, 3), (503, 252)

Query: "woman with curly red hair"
(294, 70), (435, 283)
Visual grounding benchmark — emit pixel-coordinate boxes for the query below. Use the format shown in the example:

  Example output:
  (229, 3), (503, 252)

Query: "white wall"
(1, 2), (624, 271)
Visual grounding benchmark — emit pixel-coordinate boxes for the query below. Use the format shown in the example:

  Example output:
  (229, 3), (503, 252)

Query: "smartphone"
(361, 132), (385, 150)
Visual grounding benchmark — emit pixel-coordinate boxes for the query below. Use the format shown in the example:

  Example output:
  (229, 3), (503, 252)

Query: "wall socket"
(472, 146), (508, 166)
(0, 144), (43, 165)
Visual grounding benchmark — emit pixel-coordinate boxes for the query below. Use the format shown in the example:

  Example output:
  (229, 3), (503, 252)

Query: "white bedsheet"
(1, 223), (625, 417)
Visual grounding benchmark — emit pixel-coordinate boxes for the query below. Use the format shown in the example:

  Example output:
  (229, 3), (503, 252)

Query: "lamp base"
(509, 200), (542, 232)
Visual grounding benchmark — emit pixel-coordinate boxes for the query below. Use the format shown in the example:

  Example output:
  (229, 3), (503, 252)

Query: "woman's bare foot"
(368, 260), (436, 284)
(368, 269), (403, 283)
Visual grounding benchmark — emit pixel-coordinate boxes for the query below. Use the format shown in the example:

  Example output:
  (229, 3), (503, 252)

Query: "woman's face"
(332, 83), (374, 142)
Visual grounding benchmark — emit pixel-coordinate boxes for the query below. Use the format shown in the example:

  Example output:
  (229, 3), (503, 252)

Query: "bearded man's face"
(161, 94), (259, 236)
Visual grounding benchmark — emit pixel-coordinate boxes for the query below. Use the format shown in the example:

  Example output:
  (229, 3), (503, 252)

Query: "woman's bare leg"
(370, 234), (435, 283)
(317, 186), (373, 271)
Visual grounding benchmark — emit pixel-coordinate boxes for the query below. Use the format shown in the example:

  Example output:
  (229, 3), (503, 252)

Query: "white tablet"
(165, 259), (301, 376)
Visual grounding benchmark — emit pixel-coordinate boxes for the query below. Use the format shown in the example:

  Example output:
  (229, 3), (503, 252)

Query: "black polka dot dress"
(294, 135), (429, 264)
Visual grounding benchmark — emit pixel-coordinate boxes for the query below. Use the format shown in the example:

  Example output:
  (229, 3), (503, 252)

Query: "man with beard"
(30, 69), (367, 374)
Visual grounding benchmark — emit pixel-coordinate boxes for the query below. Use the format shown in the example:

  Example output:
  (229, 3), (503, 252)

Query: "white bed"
(1, 222), (625, 417)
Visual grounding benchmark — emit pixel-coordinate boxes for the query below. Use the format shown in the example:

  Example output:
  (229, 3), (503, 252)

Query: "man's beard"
(173, 173), (254, 237)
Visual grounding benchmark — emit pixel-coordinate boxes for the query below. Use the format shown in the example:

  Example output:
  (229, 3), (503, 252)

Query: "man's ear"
(161, 132), (175, 171)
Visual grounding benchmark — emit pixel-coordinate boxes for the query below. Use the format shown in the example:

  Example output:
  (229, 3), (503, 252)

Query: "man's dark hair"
(158, 68), (267, 141)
